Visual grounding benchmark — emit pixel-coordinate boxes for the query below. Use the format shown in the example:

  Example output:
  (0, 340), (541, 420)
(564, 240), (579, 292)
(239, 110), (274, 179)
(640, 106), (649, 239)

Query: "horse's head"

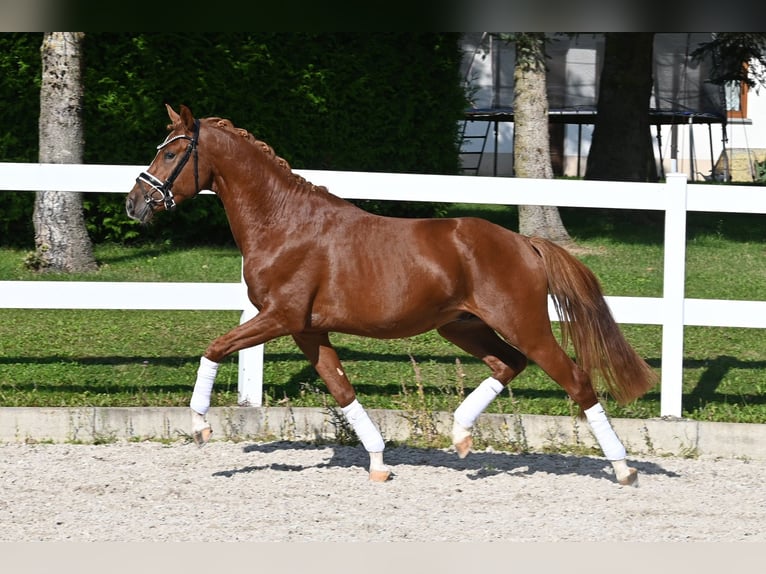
(126, 104), (206, 223)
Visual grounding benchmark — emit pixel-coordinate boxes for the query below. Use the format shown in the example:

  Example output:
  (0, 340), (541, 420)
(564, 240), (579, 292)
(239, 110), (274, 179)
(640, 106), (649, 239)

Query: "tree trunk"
(513, 33), (573, 245)
(32, 32), (96, 273)
(585, 33), (656, 182)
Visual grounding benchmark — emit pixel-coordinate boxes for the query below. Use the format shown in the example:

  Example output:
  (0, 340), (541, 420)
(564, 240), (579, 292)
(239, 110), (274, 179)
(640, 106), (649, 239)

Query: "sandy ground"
(1, 439), (765, 543)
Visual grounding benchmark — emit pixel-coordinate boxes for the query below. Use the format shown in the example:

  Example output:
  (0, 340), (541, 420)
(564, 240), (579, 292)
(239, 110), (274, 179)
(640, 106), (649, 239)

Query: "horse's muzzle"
(125, 191), (153, 223)
(125, 196), (137, 220)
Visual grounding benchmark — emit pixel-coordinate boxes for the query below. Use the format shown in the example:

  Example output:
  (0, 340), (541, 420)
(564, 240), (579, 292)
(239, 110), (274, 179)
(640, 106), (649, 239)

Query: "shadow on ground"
(211, 440), (679, 483)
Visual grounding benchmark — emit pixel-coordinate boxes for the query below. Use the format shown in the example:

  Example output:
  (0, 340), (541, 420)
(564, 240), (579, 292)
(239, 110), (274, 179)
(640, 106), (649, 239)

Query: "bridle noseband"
(136, 118), (200, 210)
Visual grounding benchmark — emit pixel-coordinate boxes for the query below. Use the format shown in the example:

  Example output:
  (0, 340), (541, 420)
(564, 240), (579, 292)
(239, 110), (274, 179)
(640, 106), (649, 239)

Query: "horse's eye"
(164, 151), (176, 160)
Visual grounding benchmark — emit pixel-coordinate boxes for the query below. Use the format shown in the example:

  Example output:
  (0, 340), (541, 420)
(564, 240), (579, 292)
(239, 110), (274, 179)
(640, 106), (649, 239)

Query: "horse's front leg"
(190, 356), (218, 445)
(189, 311), (290, 446)
(293, 332), (392, 482)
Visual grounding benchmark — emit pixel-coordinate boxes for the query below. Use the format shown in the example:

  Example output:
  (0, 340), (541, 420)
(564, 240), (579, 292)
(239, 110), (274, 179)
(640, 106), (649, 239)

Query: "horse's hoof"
(617, 467), (639, 487)
(369, 469), (392, 482)
(454, 435), (473, 459)
(193, 426), (213, 447)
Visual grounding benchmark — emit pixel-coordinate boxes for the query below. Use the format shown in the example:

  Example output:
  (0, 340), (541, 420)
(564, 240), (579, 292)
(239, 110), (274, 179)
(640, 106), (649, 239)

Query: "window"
(726, 80), (748, 119)
(726, 62), (749, 119)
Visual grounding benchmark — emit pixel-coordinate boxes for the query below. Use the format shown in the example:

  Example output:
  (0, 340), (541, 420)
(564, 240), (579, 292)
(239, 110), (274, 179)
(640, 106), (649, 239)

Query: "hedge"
(0, 33), (467, 246)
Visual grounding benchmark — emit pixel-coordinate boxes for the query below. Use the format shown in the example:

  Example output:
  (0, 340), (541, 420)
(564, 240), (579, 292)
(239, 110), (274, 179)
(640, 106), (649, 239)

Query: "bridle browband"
(136, 118), (200, 210)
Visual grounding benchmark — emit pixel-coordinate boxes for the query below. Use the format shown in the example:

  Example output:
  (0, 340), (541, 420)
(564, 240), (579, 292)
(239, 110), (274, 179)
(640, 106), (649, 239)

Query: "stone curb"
(2, 406), (765, 461)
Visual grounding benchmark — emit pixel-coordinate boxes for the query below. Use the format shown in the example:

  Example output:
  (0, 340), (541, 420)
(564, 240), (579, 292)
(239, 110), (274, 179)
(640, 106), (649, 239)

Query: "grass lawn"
(1, 203), (764, 424)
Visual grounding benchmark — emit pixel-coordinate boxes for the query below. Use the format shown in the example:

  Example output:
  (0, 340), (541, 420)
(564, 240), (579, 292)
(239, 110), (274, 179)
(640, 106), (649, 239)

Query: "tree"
(691, 33), (766, 88)
(31, 32), (96, 272)
(584, 33), (656, 182)
(506, 33), (573, 245)
(585, 33), (766, 183)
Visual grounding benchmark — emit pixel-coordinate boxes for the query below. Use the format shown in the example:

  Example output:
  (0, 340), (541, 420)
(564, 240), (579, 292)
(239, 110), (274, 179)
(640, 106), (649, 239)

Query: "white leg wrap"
(189, 356), (219, 415)
(369, 451), (388, 472)
(584, 402), (627, 461)
(341, 399), (385, 453)
(452, 420), (472, 443)
(191, 410), (209, 433)
(454, 377), (504, 429)
(611, 459), (634, 483)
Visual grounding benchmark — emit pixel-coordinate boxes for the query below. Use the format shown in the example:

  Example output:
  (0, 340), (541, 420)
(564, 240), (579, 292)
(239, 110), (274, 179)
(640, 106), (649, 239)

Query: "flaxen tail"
(529, 236), (658, 405)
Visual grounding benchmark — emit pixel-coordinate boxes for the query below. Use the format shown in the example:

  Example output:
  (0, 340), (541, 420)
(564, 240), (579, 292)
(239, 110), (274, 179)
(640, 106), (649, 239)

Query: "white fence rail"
(1, 162), (765, 417)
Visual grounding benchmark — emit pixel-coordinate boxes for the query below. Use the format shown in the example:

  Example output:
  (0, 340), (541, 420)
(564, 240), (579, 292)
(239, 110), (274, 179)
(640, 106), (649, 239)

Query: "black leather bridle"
(136, 119), (200, 210)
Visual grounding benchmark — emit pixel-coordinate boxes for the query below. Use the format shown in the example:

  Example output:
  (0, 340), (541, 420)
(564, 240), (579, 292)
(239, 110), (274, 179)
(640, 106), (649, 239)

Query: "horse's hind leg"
(437, 318), (528, 458)
(292, 332), (391, 482)
(517, 332), (638, 486)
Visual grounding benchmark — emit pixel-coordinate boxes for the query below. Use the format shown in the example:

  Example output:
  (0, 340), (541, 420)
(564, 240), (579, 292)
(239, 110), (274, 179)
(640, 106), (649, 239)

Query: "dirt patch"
(563, 240), (608, 257)
(1, 439), (764, 542)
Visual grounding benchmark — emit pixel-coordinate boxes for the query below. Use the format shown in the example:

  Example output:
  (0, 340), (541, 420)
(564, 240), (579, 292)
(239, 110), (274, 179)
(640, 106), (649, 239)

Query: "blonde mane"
(205, 116), (328, 193)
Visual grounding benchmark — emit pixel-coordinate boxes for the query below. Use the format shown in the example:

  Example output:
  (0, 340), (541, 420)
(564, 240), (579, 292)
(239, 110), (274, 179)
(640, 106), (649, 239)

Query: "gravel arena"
(5, 387), (763, 562)
(2, 431), (764, 573)
(2, 437), (765, 543)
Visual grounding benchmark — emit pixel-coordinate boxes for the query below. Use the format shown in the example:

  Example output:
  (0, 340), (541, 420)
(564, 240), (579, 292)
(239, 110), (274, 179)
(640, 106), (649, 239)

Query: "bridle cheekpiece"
(136, 118), (200, 210)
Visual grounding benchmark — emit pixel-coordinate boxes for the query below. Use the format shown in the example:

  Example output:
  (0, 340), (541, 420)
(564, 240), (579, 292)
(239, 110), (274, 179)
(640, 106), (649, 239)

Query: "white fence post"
(237, 260), (264, 406)
(660, 173), (688, 418)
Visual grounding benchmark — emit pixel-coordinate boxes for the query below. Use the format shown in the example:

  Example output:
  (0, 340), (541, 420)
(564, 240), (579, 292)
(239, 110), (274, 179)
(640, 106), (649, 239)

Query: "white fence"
(1, 162), (765, 417)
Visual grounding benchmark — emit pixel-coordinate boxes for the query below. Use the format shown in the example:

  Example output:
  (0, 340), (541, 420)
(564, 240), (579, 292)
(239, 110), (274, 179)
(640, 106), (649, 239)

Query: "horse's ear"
(165, 103), (181, 125)
(179, 104), (196, 131)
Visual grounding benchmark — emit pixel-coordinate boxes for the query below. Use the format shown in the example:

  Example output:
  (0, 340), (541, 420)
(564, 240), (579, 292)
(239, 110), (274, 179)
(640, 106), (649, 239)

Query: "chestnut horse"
(126, 104), (657, 486)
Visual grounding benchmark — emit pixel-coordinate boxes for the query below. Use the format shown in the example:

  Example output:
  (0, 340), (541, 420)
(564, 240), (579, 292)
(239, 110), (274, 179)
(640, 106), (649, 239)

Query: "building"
(459, 33), (766, 183)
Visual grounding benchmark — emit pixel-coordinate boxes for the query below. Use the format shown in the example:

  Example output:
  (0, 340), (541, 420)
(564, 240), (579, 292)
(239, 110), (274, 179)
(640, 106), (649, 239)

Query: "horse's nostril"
(126, 197), (134, 216)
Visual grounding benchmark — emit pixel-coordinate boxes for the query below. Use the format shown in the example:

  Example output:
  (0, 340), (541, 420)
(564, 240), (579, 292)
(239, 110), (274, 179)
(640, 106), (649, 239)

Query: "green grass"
(0, 242), (242, 283)
(1, 205), (764, 424)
